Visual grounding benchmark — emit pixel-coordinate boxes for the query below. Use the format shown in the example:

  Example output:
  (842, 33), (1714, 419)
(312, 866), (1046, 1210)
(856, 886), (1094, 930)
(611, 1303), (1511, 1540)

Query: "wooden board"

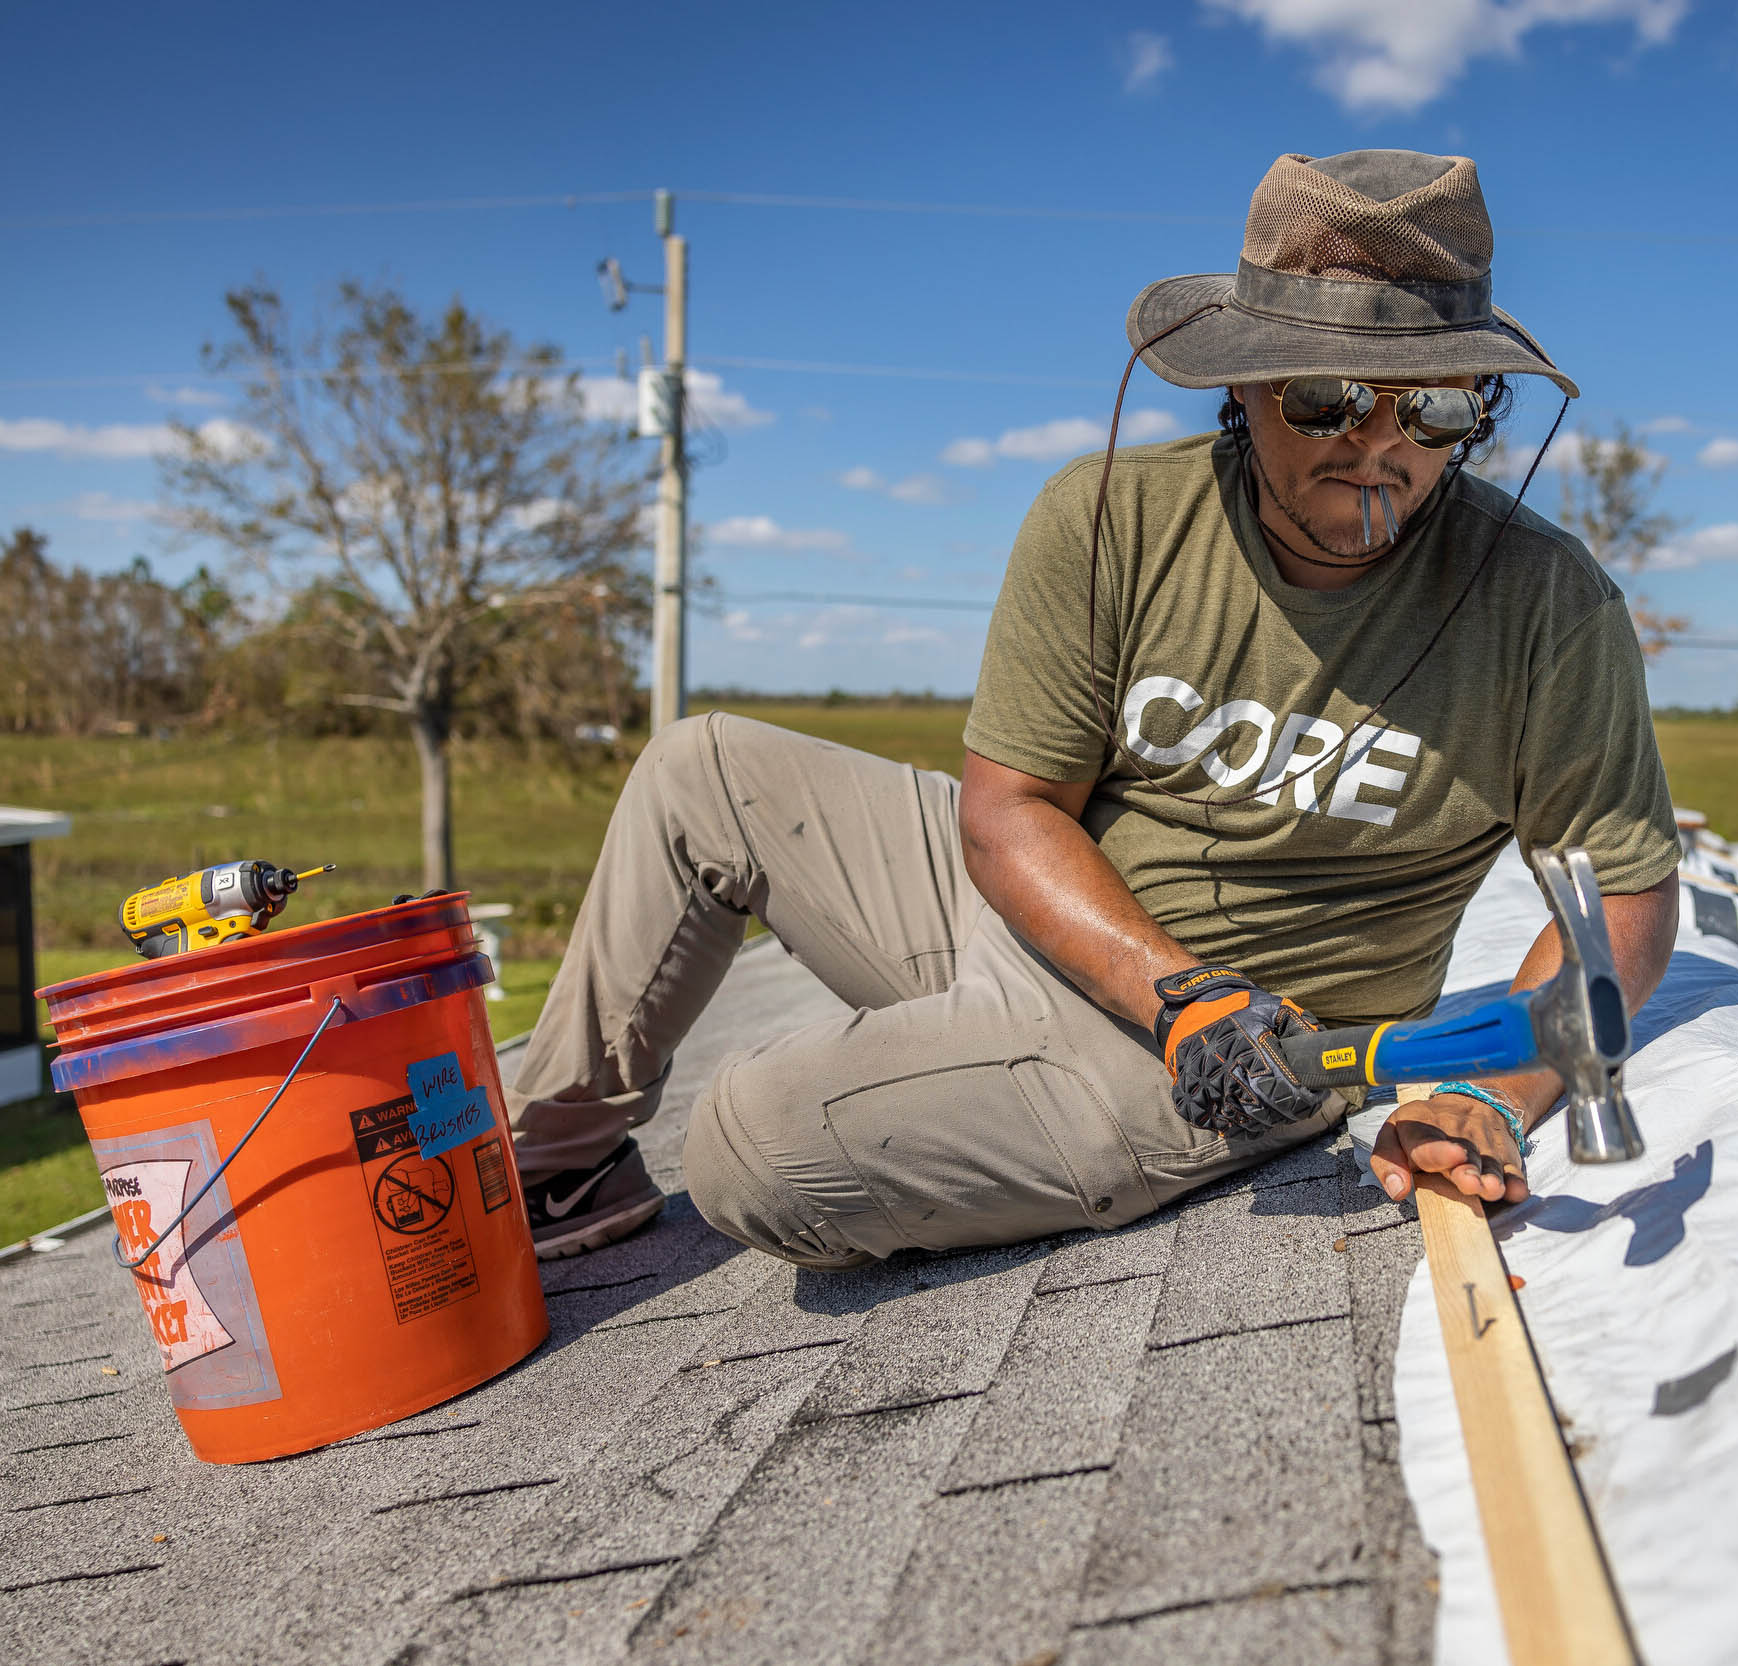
(1412, 1163), (1636, 1665)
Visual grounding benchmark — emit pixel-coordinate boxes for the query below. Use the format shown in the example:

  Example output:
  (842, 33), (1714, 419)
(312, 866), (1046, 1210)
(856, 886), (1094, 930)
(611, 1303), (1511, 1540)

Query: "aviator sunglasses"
(1270, 376), (1485, 451)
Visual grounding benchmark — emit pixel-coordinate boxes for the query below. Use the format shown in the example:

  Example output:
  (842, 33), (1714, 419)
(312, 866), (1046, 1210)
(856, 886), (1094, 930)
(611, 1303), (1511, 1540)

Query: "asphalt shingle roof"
(2, 937), (1437, 1665)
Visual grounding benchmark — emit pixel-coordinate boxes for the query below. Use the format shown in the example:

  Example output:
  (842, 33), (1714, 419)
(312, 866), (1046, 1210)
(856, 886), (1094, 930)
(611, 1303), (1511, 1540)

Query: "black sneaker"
(522, 1138), (665, 1259)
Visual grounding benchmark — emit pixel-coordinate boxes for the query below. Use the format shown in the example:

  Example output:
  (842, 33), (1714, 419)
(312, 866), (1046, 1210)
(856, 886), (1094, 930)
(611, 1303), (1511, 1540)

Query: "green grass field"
(1652, 718), (1738, 839)
(2, 702), (1728, 1244)
(1, 700), (970, 1244)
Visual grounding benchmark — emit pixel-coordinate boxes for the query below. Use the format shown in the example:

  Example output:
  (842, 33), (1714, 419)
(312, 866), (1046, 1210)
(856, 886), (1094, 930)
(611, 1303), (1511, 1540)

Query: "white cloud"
(146, 384), (227, 408)
(63, 491), (160, 523)
(1645, 524), (1738, 571)
(942, 409), (1179, 468)
(688, 370), (774, 429)
(0, 418), (170, 459)
(776, 602), (877, 653)
(0, 415), (259, 460)
(996, 418), (1107, 461)
(1201, 0), (1689, 113)
(1698, 438), (1738, 469)
(706, 515), (851, 553)
(1536, 430), (1668, 474)
(839, 466), (948, 505)
(722, 608), (765, 642)
(1123, 410), (1182, 443)
(883, 624), (947, 646)
(1123, 30), (1173, 91)
(576, 370), (772, 431)
(510, 496), (579, 532)
(1641, 415), (1693, 435)
(188, 418), (263, 461)
(941, 437), (997, 469)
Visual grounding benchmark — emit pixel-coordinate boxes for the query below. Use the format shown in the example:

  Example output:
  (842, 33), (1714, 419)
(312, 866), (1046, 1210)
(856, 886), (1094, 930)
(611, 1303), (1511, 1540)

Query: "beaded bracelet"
(1435, 1080), (1529, 1158)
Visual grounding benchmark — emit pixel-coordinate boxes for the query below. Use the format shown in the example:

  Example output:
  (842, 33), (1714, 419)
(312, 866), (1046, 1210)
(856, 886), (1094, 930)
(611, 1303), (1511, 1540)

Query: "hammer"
(1282, 847), (1645, 1164)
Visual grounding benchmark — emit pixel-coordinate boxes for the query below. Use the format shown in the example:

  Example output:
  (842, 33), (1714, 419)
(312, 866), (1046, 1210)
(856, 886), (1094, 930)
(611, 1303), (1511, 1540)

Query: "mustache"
(1310, 460), (1412, 489)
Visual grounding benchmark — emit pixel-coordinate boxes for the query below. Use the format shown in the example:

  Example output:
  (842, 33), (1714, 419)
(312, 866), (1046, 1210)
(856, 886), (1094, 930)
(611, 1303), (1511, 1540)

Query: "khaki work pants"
(505, 714), (1341, 1267)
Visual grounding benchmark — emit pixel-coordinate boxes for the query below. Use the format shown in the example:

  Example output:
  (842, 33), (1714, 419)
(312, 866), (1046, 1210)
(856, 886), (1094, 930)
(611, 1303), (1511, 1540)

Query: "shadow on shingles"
(528, 1193), (746, 1331)
(1247, 1180), (1344, 1220)
(787, 1235), (1055, 1315)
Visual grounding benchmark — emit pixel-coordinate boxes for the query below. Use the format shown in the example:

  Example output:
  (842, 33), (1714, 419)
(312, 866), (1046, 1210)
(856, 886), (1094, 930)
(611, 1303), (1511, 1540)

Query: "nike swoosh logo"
(542, 1158), (621, 1220)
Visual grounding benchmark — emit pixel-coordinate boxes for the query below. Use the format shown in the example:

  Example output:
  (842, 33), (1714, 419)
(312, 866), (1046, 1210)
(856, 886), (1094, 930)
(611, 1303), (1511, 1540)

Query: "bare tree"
(1558, 422), (1680, 572)
(1557, 422), (1688, 659)
(162, 283), (651, 889)
(1478, 423), (1688, 658)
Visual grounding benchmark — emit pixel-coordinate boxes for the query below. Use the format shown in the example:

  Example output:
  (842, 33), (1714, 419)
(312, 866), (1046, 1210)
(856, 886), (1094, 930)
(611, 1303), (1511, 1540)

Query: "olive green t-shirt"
(964, 432), (1680, 1025)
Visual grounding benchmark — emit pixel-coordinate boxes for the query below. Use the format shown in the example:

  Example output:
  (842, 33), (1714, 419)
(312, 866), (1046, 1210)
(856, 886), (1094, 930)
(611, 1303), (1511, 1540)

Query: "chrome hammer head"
(1529, 847), (1645, 1163)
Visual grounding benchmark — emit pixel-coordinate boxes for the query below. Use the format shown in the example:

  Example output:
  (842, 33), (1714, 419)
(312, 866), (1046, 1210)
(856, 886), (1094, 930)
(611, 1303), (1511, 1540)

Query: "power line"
(0, 354), (1112, 396)
(0, 359), (619, 394)
(4, 184), (1735, 247)
(683, 190), (1234, 227)
(0, 191), (648, 231)
(714, 589), (993, 612)
(696, 355), (1102, 389)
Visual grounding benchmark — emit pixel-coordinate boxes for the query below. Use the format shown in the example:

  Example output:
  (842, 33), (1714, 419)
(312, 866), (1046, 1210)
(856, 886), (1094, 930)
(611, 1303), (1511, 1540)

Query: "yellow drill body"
(118, 861), (334, 958)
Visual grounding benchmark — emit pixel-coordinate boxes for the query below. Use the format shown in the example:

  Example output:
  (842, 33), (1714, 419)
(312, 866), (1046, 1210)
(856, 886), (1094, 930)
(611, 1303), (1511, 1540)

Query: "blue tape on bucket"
(406, 1049), (498, 1160)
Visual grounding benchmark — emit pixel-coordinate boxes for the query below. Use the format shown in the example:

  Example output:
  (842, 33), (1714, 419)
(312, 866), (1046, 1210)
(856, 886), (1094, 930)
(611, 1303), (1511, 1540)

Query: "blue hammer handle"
(1276, 847), (1642, 1164)
(1281, 993), (1540, 1091)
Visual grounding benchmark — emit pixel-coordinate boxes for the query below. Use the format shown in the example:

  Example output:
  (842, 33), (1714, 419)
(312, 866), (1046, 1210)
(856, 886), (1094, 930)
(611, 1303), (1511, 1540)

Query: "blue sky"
(4, 0), (1737, 702)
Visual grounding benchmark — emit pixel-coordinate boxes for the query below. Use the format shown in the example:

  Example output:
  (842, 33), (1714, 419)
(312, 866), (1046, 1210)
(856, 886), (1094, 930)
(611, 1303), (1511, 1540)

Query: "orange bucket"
(39, 895), (549, 1464)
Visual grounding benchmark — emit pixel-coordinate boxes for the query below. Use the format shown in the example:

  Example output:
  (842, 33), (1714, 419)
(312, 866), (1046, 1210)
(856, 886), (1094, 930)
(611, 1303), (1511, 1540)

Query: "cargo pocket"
(820, 1055), (1155, 1254)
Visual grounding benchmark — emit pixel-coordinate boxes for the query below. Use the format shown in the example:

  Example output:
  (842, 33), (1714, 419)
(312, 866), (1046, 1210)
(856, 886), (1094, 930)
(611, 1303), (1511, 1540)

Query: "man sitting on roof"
(505, 149), (1681, 1267)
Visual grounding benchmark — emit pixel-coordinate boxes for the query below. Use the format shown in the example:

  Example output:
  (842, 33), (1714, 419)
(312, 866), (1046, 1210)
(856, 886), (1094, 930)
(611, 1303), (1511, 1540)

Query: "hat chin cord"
(1087, 316), (1571, 816)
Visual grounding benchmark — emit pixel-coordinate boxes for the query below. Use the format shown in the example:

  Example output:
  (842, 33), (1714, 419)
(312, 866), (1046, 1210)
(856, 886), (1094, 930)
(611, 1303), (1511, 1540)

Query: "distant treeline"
(0, 527), (645, 743)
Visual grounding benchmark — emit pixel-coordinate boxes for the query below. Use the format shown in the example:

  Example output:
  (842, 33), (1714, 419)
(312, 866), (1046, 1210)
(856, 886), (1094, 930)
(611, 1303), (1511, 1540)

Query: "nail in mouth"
(1377, 485), (1401, 543)
(1360, 486), (1373, 549)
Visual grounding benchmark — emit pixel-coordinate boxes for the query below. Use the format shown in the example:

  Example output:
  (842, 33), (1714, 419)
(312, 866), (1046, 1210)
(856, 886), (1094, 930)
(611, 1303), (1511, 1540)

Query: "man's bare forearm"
(958, 757), (1197, 1029)
(1467, 874), (1678, 1125)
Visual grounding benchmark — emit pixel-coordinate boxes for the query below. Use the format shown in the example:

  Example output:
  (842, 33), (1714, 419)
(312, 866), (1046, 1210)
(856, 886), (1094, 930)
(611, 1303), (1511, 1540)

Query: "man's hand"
(1370, 1093), (1527, 1206)
(1154, 965), (1328, 1134)
(1368, 873), (1675, 1209)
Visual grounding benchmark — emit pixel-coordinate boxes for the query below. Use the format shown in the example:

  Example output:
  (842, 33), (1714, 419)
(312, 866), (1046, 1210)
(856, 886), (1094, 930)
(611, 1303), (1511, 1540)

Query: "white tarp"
(1369, 843), (1738, 1665)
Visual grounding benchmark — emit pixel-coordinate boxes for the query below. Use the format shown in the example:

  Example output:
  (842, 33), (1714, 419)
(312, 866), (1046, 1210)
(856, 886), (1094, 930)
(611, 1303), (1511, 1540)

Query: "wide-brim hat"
(1128, 150), (1579, 398)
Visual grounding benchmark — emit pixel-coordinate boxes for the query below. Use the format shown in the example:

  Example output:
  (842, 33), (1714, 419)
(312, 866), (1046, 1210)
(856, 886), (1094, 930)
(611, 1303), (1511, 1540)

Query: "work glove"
(1153, 965), (1328, 1135)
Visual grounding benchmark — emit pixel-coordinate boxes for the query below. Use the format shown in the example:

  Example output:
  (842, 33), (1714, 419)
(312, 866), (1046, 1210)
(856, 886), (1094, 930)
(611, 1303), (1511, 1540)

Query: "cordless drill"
(118, 862), (336, 958)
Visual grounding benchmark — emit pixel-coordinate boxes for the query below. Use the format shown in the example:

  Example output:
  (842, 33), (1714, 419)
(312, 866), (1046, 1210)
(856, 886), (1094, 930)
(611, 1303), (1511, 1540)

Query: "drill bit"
(1377, 484), (1401, 544)
(1360, 485), (1373, 549)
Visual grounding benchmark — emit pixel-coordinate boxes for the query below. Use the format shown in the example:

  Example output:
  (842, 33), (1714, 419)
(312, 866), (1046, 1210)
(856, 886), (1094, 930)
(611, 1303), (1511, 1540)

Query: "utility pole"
(651, 191), (688, 734)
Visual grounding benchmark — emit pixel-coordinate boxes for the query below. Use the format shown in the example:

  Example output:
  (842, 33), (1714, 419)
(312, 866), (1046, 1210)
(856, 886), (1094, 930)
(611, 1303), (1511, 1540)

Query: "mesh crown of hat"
(1243, 154), (1492, 285)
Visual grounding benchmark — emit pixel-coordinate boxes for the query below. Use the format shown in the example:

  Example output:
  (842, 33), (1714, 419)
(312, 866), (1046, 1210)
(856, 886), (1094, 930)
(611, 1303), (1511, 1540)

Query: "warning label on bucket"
(107, 1160), (237, 1372)
(89, 1121), (281, 1412)
(352, 1096), (480, 1324)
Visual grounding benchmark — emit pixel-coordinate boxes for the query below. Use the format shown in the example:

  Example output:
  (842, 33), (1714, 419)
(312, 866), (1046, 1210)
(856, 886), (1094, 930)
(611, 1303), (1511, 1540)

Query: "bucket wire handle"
(111, 995), (346, 1272)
